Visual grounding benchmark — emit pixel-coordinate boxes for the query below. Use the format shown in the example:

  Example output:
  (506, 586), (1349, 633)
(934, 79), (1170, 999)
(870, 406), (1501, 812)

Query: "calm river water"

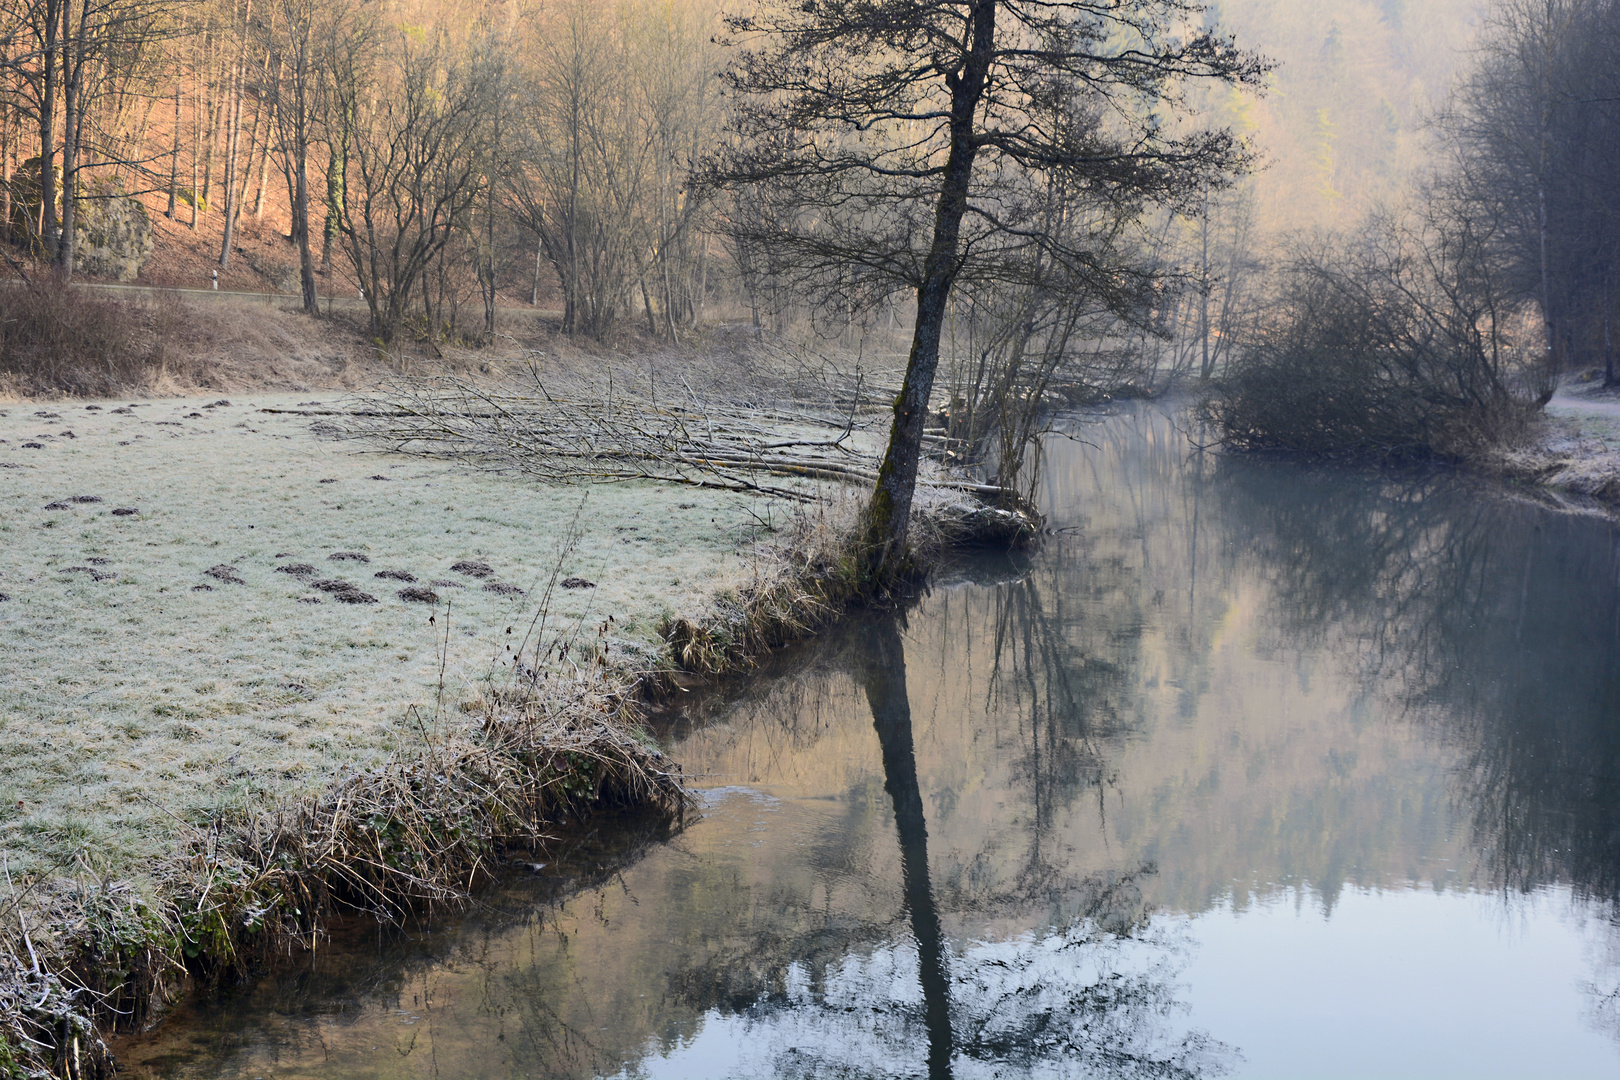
(122, 404), (1620, 1079)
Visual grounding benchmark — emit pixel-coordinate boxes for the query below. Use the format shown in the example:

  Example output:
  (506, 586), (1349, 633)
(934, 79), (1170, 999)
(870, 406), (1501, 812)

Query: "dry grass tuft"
(0, 281), (203, 398)
(0, 692), (683, 1079)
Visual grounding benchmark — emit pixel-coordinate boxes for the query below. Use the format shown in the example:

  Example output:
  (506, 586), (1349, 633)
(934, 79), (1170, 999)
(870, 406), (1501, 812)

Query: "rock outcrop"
(6, 161), (155, 281)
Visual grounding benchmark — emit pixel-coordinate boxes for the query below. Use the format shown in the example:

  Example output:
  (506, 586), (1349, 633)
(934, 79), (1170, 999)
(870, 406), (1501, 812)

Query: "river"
(119, 402), (1620, 1079)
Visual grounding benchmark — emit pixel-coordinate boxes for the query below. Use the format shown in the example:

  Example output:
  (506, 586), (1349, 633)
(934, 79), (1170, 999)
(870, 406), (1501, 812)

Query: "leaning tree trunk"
(860, 0), (997, 584)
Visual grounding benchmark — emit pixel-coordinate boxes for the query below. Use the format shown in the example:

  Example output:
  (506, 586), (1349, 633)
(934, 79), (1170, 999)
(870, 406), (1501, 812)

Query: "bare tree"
(327, 22), (503, 343)
(255, 0), (343, 313)
(507, 0), (721, 341)
(707, 0), (1267, 583)
(0, 0), (177, 273)
(1441, 0), (1620, 384)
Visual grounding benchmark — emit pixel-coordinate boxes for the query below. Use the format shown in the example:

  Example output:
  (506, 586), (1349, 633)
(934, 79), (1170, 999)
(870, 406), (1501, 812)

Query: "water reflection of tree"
(863, 615), (956, 1079)
(674, 616), (1236, 1080)
(534, 612), (1236, 1080)
(1217, 459), (1620, 905)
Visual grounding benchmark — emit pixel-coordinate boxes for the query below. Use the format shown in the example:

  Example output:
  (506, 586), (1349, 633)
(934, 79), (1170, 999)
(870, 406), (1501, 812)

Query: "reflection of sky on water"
(1182, 886), (1619, 1079)
(588, 789), (1227, 1080)
(119, 403), (1620, 1079)
(599, 835), (1619, 1079)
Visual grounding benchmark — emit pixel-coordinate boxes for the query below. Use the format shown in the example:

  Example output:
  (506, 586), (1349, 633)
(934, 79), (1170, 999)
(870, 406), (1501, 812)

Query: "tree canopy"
(706, 0), (1269, 579)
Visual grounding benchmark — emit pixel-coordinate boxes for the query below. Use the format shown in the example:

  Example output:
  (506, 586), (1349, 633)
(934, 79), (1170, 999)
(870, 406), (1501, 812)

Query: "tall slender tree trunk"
(166, 83), (181, 219)
(288, 142), (316, 313)
(530, 233), (542, 306)
(39, 1), (60, 264)
(217, 66), (241, 266)
(201, 53), (219, 212)
(694, 237), (708, 325)
(482, 187), (497, 341)
(240, 69), (264, 220)
(2, 103), (12, 232)
(863, 0), (999, 582)
(57, 0), (78, 279)
(218, 7), (248, 271)
(321, 110), (348, 270)
(279, 43), (318, 316)
(251, 96), (274, 218)
(189, 61), (201, 227)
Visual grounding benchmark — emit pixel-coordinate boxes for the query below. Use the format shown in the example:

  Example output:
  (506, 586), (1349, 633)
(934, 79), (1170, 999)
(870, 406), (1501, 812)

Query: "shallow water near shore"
(118, 403), (1620, 1079)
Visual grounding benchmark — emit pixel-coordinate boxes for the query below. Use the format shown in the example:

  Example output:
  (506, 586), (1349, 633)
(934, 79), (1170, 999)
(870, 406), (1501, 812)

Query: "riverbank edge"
(0, 494), (1037, 1080)
(1472, 409), (1620, 520)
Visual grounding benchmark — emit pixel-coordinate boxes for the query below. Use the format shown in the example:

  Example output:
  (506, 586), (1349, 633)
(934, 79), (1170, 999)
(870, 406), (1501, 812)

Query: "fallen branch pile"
(330, 357), (1005, 501)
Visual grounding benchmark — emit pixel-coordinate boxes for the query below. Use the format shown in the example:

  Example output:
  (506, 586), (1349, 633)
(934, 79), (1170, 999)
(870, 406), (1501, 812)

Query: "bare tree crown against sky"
(703, 0), (1269, 584)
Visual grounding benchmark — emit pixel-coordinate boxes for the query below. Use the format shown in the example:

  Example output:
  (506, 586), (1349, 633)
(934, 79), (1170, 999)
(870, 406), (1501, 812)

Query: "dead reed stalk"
(0, 686), (684, 1079)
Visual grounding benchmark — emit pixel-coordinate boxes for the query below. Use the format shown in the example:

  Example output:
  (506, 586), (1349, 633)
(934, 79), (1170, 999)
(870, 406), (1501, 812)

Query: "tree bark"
(218, 12), (247, 270)
(862, 0), (998, 583)
(39, 0), (60, 264)
(57, 0), (78, 279)
(530, 233), (542, 306)
(217, 69), (241, 266)
(252, 95), (274, 218)
(167, 82), (181, 219)
(321, 109), (347, 270)
(189, 38), (203, 228)
(201, 36), (219, 213)
(2, 103), (12, 230)
(289, 136), (316, 313)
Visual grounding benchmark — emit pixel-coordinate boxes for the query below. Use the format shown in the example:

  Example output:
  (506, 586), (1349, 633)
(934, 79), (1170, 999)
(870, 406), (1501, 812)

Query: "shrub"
(0, 278), (188, 396)
(1202, 214), (1550, 460)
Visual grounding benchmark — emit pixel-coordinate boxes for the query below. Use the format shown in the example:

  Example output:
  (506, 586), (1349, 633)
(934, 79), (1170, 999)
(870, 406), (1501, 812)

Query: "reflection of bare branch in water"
(671, 617), (1232, 1080)
(1215, 455), (1620, 907)
(977, 544), (1133, 899)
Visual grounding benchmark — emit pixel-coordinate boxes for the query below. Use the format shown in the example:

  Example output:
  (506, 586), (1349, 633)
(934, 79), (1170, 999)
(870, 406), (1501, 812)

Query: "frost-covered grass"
(0, 391), (785, 876)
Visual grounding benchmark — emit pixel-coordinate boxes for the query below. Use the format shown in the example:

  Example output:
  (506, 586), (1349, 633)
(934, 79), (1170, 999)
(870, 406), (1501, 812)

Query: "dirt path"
(1549, 387), (1620, 421)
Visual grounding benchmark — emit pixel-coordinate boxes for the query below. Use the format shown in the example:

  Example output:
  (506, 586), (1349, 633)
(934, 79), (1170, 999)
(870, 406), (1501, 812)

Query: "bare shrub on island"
(1203, 209), (1550, 461)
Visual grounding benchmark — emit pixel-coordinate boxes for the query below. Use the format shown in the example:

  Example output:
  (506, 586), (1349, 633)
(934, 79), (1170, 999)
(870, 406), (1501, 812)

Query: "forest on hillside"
(0, 0), (1472, 337)
(3, 0), (1619, 461)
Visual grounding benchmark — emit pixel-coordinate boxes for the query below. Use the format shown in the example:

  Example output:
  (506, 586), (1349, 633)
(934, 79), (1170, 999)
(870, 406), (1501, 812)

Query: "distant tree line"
(0, 0), (734, 345)
(1202, 0), (1620, 459)
(1443, 0), (1620, 386)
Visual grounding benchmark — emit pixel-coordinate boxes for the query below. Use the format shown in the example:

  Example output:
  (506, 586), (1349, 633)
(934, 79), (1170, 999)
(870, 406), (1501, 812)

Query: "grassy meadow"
(0, 391), (785, 877)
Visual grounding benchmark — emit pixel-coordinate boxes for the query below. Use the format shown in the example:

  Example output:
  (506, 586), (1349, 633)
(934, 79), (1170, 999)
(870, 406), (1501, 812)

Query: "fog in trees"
(0, 0), (1609, 546)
